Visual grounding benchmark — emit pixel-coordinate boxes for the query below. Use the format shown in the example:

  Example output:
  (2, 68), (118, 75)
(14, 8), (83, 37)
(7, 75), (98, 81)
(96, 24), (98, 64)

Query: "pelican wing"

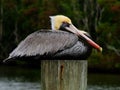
(8, 30), (78, 59)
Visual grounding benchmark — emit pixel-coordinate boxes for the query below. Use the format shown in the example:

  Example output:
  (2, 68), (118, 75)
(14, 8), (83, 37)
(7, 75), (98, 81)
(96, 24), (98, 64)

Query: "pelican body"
(4, 15), (102, 62)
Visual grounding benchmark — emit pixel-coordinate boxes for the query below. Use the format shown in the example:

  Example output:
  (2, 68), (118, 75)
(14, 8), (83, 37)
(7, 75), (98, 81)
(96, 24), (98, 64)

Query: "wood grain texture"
(41, 60), (87, 90)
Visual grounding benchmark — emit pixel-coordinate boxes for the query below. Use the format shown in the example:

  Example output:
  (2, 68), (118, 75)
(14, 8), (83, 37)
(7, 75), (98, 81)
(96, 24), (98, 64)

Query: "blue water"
(0, 66), (120, 90)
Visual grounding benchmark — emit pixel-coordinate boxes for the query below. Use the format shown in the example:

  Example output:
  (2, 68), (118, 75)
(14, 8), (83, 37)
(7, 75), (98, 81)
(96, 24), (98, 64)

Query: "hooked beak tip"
(97, 47), (103, 53)
(98, 47), (103, 52)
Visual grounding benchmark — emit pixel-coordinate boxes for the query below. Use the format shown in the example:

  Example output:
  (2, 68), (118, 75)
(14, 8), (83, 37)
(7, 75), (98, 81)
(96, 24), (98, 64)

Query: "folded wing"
(8, 30), (78, 59)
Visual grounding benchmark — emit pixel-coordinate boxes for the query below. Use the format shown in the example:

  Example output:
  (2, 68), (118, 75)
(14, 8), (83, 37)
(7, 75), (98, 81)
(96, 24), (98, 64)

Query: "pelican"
(3, 15), (102, 62)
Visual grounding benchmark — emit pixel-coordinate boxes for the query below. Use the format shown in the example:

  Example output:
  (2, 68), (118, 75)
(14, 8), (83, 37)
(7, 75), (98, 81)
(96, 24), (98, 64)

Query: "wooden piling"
(41, 60), (87, 90)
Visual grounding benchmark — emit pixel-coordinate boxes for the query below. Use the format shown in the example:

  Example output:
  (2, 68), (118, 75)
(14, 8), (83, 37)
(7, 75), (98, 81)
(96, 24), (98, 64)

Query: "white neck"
(49, 16), (55, 30)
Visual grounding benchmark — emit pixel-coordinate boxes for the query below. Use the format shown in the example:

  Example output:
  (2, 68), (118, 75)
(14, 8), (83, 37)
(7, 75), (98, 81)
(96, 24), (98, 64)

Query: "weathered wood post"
(41, 60), (87, 90)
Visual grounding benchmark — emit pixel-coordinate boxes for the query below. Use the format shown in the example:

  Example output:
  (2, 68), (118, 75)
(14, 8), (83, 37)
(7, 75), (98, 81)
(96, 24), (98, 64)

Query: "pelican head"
(50, 15), (72, 30)
(50, 15), (102, 52)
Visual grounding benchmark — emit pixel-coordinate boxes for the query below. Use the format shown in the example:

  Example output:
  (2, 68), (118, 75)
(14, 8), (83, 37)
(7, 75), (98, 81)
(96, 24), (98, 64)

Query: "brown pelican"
(3, 15), (102, 62)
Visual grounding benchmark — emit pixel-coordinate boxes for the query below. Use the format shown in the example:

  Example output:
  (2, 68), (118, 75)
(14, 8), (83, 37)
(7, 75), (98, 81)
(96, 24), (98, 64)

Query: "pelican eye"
(59, 22), (70, 30)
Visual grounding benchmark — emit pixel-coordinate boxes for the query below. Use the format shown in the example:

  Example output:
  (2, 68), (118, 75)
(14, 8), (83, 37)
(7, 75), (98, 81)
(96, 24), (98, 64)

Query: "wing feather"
(8, 30), (78, 58)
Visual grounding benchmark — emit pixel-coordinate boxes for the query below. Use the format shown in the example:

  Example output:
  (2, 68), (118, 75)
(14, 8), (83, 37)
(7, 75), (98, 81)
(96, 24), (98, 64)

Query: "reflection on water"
(0, 65), (40, 90)
(0, 79), (40, 90)
(0, 65), (120, 90)
(88, 85), (120, 90)
(88, 73), (120, 90)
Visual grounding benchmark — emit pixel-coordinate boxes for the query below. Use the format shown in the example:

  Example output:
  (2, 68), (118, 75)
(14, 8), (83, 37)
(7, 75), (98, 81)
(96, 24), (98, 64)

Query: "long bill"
(65, 24), (102, 52)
